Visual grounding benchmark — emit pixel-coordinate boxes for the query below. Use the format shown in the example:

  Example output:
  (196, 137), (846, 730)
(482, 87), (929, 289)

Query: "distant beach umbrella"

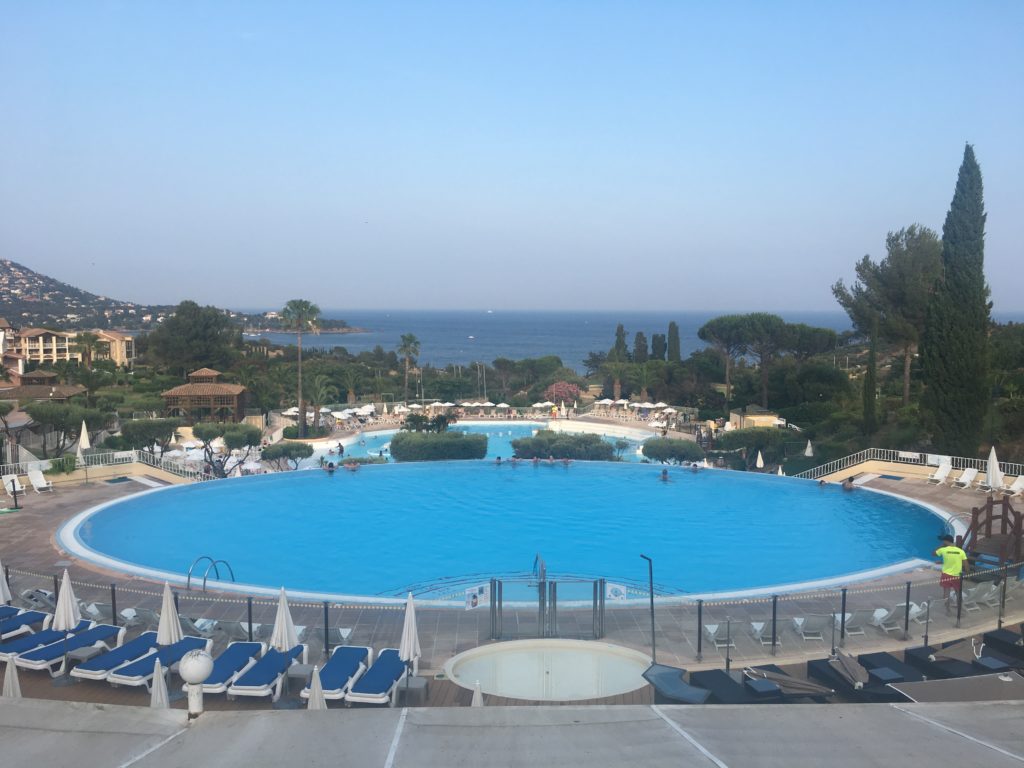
(307, 665), (328, 710)
(2, 659), (21, 698)
(150, 658), (169, 709)
(78, 420), (91, 451)
(654, 402), (668, 409)
(408, 403), (423, 410)
(399, 592), (421, 677)
(804, 440), (814, 458)
(156, 582), (183, 646)
(755, 451), (764, 469)
(471, 680), (484, 707)
(777, 466), (784, 476)
(0, 556), (11, 604)
(53, 569), (81, 632)
(270, 587), (299, 652)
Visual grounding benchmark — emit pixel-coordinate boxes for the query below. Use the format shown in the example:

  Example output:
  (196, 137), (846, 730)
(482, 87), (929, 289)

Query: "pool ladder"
(186, 555), (236, 592)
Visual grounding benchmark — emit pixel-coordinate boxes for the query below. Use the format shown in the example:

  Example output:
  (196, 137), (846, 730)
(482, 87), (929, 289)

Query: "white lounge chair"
(871, 602), (928, 634)
(926, 464), (952, 484)
(749, 620), (780, 647)
(792, 614), (832, 641)
(27, 469), (53, 493)
(952, 468), (979, 489)
(833, 608), (875, 637)
(999, 476), (1024, 497)
(702, 623), (736, 649)
(1, 474), (25, 497)
(960, 583), (1000, 612)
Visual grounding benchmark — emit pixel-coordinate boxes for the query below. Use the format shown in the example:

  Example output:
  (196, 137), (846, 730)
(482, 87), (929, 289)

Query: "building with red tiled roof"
(161, 368), (247, 423)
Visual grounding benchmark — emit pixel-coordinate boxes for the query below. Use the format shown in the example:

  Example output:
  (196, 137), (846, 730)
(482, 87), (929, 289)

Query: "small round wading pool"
(444, 639), (651, 701)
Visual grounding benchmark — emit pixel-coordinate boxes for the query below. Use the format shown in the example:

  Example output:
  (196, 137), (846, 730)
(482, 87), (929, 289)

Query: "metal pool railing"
(794, 447), (1024, 481)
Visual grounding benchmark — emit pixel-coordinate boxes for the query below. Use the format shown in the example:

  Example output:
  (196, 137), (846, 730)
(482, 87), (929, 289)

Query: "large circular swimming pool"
(61, 463), (947, 602)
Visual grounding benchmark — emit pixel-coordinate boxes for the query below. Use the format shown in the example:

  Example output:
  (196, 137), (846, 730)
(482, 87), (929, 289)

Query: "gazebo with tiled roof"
(161, 368), (247, 423)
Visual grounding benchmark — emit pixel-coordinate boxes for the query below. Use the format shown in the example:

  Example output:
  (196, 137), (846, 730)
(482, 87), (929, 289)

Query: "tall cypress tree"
(920, 144), (990, 455)
(651, 333), (667, 361)
(610, 323), (630, 362)
(863, 318), (878, 436)
(633, 332), (649, 363)
(667, 322), (681, 362)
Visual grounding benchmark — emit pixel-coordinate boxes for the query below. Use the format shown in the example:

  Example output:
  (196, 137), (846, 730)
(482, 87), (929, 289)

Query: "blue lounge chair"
(642, 663), (712, 705)
(227, 645), (306, 702)
(904, 644), (1010, 679)
(0, 610), (51, 639)
(0, 620), (92, 660)
(983, 628), (1024, 660)
(689, 669), (781, 705)
(190, 641), (265, 694)
(70, 632), (160, 681)
(107, 636), (211, 689)
(857, 652), (925, 683)
(301, 645), (371, 700)
(0, 605), (21, 620)
(807, 657), (904, 702)
(16, 624), (124, 676)
(344, 648), (407, 707)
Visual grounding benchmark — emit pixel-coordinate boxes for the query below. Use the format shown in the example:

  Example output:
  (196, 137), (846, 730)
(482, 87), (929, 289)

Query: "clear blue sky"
(1, 2), (1021, 312)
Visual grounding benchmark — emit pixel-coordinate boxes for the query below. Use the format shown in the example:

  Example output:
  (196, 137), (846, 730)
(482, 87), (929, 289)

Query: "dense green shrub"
(390, 432), (487, 461)
(511, 431), (615, 461)
(262, 441), (315, 470)
(714, 427), (787, 467)
(48, 455), (78, 475)
(641, 438), (705, 464)
(282, 425), (330, 439)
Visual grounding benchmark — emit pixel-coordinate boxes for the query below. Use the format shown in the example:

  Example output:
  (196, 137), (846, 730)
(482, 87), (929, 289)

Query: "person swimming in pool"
(660, 469), (670, 482)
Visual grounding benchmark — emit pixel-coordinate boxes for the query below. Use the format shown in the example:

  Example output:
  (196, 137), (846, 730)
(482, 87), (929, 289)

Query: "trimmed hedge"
(511, 431), (615, 461)
(641, 438), (705, 464)
(390, 431), (487, 461)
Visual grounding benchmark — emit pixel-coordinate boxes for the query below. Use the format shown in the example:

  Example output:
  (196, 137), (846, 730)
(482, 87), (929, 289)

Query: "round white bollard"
(178, 649), (213, 720)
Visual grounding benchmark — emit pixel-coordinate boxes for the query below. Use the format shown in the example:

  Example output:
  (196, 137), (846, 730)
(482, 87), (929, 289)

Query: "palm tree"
(340, 365), (363, 404)
(305, 374), (338, 432)
(281, 300), (321, 438)
(601, 360), (631, 401)
(397, 333), (420, 402)
(71, 331), (105, 370)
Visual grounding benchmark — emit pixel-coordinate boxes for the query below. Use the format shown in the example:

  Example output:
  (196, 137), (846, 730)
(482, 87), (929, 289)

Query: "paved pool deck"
(1, 465), (1017, 693)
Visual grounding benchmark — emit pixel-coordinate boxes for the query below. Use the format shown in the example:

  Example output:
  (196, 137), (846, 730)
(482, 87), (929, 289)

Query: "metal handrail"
(186, 556), (234, 591)
(794, 447), (1024, 481)
(202, 559), (236, 592)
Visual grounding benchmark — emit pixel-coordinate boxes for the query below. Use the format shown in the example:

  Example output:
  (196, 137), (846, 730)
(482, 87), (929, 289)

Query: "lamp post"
(640, 554), (656, 663)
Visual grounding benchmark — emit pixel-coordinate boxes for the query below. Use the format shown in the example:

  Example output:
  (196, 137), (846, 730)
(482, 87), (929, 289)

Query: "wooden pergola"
(161, 368), (247, 424)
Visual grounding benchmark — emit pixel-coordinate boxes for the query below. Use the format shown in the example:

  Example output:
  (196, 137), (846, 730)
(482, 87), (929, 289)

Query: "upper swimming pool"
(61, 462), (948, 603)
(318, 421), (650, 464)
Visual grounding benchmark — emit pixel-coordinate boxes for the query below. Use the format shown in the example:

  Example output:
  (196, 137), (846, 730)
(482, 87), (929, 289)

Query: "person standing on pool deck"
(935, 534), (968, 612)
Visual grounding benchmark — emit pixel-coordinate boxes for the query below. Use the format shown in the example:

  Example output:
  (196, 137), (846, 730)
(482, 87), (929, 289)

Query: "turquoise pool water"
(338, 422), (647, 462)
(67, 462), (944, 599)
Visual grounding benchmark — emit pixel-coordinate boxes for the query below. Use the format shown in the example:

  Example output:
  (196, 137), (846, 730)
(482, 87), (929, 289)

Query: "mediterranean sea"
(243, 309), (854, 372)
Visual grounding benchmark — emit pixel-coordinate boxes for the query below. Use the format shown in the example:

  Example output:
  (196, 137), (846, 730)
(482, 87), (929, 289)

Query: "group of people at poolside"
(495, 456), (572, 466)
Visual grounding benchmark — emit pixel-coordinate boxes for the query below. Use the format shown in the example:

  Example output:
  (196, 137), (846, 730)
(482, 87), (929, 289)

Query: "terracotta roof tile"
(162, 383), (246, 397)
